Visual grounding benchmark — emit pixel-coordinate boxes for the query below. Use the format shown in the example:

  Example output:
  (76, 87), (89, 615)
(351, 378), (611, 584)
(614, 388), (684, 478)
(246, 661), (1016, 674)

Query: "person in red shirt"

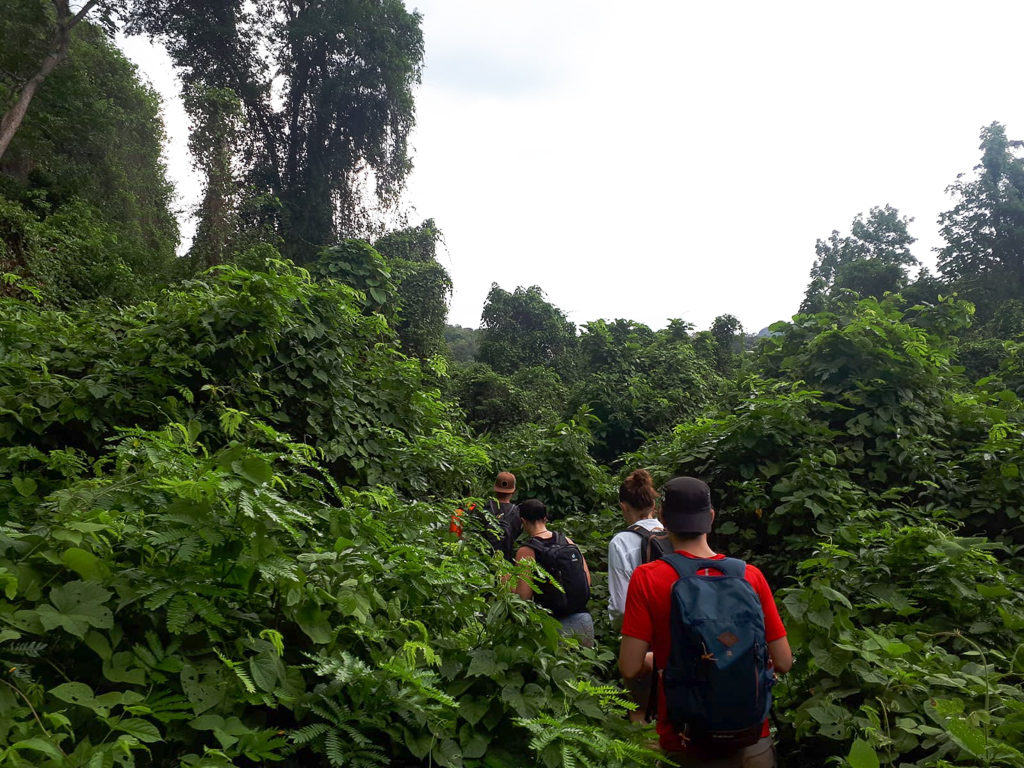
(618, 477), (793, 767)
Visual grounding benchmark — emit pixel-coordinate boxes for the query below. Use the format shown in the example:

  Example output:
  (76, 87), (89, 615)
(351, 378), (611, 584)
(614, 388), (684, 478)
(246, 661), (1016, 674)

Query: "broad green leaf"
(189, 714), (226, 731)
(846, 738), (880, 768)
(405, 728), (432, 759)
(945, 716), (987, 758)
(249, 653), (281, 692)
(815, 585), (852, 609)
(50, 682), (96, 708)
(114, 717), (162, 743)
(460, 727), (488, 759)
(12, 476), (37, 497)
(459, 697), (490, 726)
(181, 664), (223, 715)
(237, 457), (273, 485)
(10, 738), (63, 759)
(467, 649), (498, 677)
(36, 580), (113, 638)
(431, 737), (462, 768)
(296, 603), (332, 644)
(61, 547), (106, 580)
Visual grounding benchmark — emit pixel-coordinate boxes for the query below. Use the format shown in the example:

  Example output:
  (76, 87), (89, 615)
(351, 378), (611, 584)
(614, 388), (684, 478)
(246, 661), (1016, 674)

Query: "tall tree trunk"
(0, 0), (103, 162)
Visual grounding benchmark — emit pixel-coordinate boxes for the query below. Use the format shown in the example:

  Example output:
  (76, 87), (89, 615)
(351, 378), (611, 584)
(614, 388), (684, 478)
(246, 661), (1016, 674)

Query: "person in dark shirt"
(450, 471), (522, 561)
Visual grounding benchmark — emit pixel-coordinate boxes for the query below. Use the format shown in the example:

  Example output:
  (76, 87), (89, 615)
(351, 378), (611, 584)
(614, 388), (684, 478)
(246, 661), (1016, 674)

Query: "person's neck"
(668, 533), (715, 557)
(494, 494), (513, 505)
(623, 506), (656, 525)
(524, 521), (549, 538)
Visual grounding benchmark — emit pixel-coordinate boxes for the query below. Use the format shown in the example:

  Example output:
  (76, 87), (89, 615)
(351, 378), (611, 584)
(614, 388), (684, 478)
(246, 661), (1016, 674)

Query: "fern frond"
(324, 729), (345, 767)
(189, 594), (227, 628)
(6, 641), (47, 657)
(166, 594), (194, 634)
(290, 723), (329, 745)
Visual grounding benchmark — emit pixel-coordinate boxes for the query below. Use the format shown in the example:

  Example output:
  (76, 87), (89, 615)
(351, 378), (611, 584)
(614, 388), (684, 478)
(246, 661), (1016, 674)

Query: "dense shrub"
(0, 266), (661, 767)
(0, 261), (484, 499)
(777, 520), (1024, 767)
(0, 418), (659, 767)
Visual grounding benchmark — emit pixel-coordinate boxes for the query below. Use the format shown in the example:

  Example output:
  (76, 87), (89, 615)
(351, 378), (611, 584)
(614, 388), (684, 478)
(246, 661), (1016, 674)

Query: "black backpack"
(627, 523), (673, 564)
(525, 532), (590, 618)
(660, 554), (774, 751)
(482, 499), (522, 562)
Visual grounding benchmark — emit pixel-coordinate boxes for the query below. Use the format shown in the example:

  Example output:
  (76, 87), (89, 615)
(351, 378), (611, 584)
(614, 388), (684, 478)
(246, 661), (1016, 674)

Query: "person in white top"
(607, 468), (663, 630)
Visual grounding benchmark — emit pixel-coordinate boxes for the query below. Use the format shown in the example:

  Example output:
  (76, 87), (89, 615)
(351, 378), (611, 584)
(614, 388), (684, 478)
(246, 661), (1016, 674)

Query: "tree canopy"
(801, 205), (918, 313)
(938, 122), (1024, 320)
(478, 284), (578, 375)
(128, 0), (424, 263)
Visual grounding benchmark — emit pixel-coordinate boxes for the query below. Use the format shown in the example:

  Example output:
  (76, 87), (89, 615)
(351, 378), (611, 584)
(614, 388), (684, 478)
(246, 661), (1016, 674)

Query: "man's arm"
(618, 636), (651, 679)
(768, 636), (793, 674)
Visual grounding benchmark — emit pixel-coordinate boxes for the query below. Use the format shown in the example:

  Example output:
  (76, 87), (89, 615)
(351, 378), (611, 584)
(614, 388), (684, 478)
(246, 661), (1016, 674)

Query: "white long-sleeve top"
(607, 517), (665, 626)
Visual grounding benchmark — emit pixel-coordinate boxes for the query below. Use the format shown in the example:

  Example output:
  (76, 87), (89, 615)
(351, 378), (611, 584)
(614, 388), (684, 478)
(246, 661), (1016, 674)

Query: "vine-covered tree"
(375, 219), (452, 359)
(0, 2), (177, 302)
(128, 0), (423, 263)
(478, 284), (578, 375)
(801, 205), (918, 313)
(709, 313), (744, 376)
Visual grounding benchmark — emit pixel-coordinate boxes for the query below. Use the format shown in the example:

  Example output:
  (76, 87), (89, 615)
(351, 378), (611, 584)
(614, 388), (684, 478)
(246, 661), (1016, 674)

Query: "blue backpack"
(660, 554), (775, 751)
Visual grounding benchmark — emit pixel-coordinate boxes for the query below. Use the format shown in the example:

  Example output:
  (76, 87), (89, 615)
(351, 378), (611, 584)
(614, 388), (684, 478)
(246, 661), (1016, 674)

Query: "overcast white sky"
(121, 1), (1024, 334)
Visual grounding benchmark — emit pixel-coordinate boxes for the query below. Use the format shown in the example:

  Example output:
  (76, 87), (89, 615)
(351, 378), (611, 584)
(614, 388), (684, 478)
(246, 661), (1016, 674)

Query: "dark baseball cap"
(661, 476), (713, 534)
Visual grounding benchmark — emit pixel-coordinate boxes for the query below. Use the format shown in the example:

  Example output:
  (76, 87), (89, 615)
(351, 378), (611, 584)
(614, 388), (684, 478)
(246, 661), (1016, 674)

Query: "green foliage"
(938, 122), (1024, 318)
(630, 296), (1024, 575)
(777, 521), (1024, 767)
(445, 325), (481, 363)
(183, 85), (275, 271)
(708, 313), (745, 376)
(0, 260), (482, 498)
(570, 319), (723, 464)
(449, 362), (533, 435)
(802, 206), (918, 313)
(0, 416), (657, 767)
(375, 220), (453, 359)
(491, 410), (616, 523)
(0, 10), (178, 302)
(0, 262), (660, 767)
(311, 240), (398, 318)
(128, 0), (424, 259)
(478, 284), (578, 376)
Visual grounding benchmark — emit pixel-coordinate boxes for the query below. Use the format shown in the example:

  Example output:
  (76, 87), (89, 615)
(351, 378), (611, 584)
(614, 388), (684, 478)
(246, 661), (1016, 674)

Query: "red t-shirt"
(621, 551), (787, 752)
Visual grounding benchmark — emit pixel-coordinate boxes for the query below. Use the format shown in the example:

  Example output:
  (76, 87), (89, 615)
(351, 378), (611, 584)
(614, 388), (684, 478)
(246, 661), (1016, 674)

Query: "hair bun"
(619, 468), (656, 509)
(626, 469), (652, 489)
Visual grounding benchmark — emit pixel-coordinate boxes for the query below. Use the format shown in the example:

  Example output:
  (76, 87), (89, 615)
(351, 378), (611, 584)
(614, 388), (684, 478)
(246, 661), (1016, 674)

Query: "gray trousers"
(557, 611), (594, 647)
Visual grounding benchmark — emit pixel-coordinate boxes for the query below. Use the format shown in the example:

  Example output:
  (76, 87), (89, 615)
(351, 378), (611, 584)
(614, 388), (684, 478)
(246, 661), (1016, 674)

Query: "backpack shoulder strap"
(662, 553), (746, 579)
(714, 557), (747, 578)
(526, 532), (564, 552)
(626, 523), (649, 536)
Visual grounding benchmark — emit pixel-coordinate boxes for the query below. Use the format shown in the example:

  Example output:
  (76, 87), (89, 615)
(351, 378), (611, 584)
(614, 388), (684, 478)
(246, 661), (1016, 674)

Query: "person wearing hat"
(618, 477), (793, 767)
(450, 472), (523, 561)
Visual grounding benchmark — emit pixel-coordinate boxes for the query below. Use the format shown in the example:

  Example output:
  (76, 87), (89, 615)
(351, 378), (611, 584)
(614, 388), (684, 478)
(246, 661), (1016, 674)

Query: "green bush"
(0, 417), (660, 767)
(777, 520), (1024, 767)
(0, 261), (484, 499)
